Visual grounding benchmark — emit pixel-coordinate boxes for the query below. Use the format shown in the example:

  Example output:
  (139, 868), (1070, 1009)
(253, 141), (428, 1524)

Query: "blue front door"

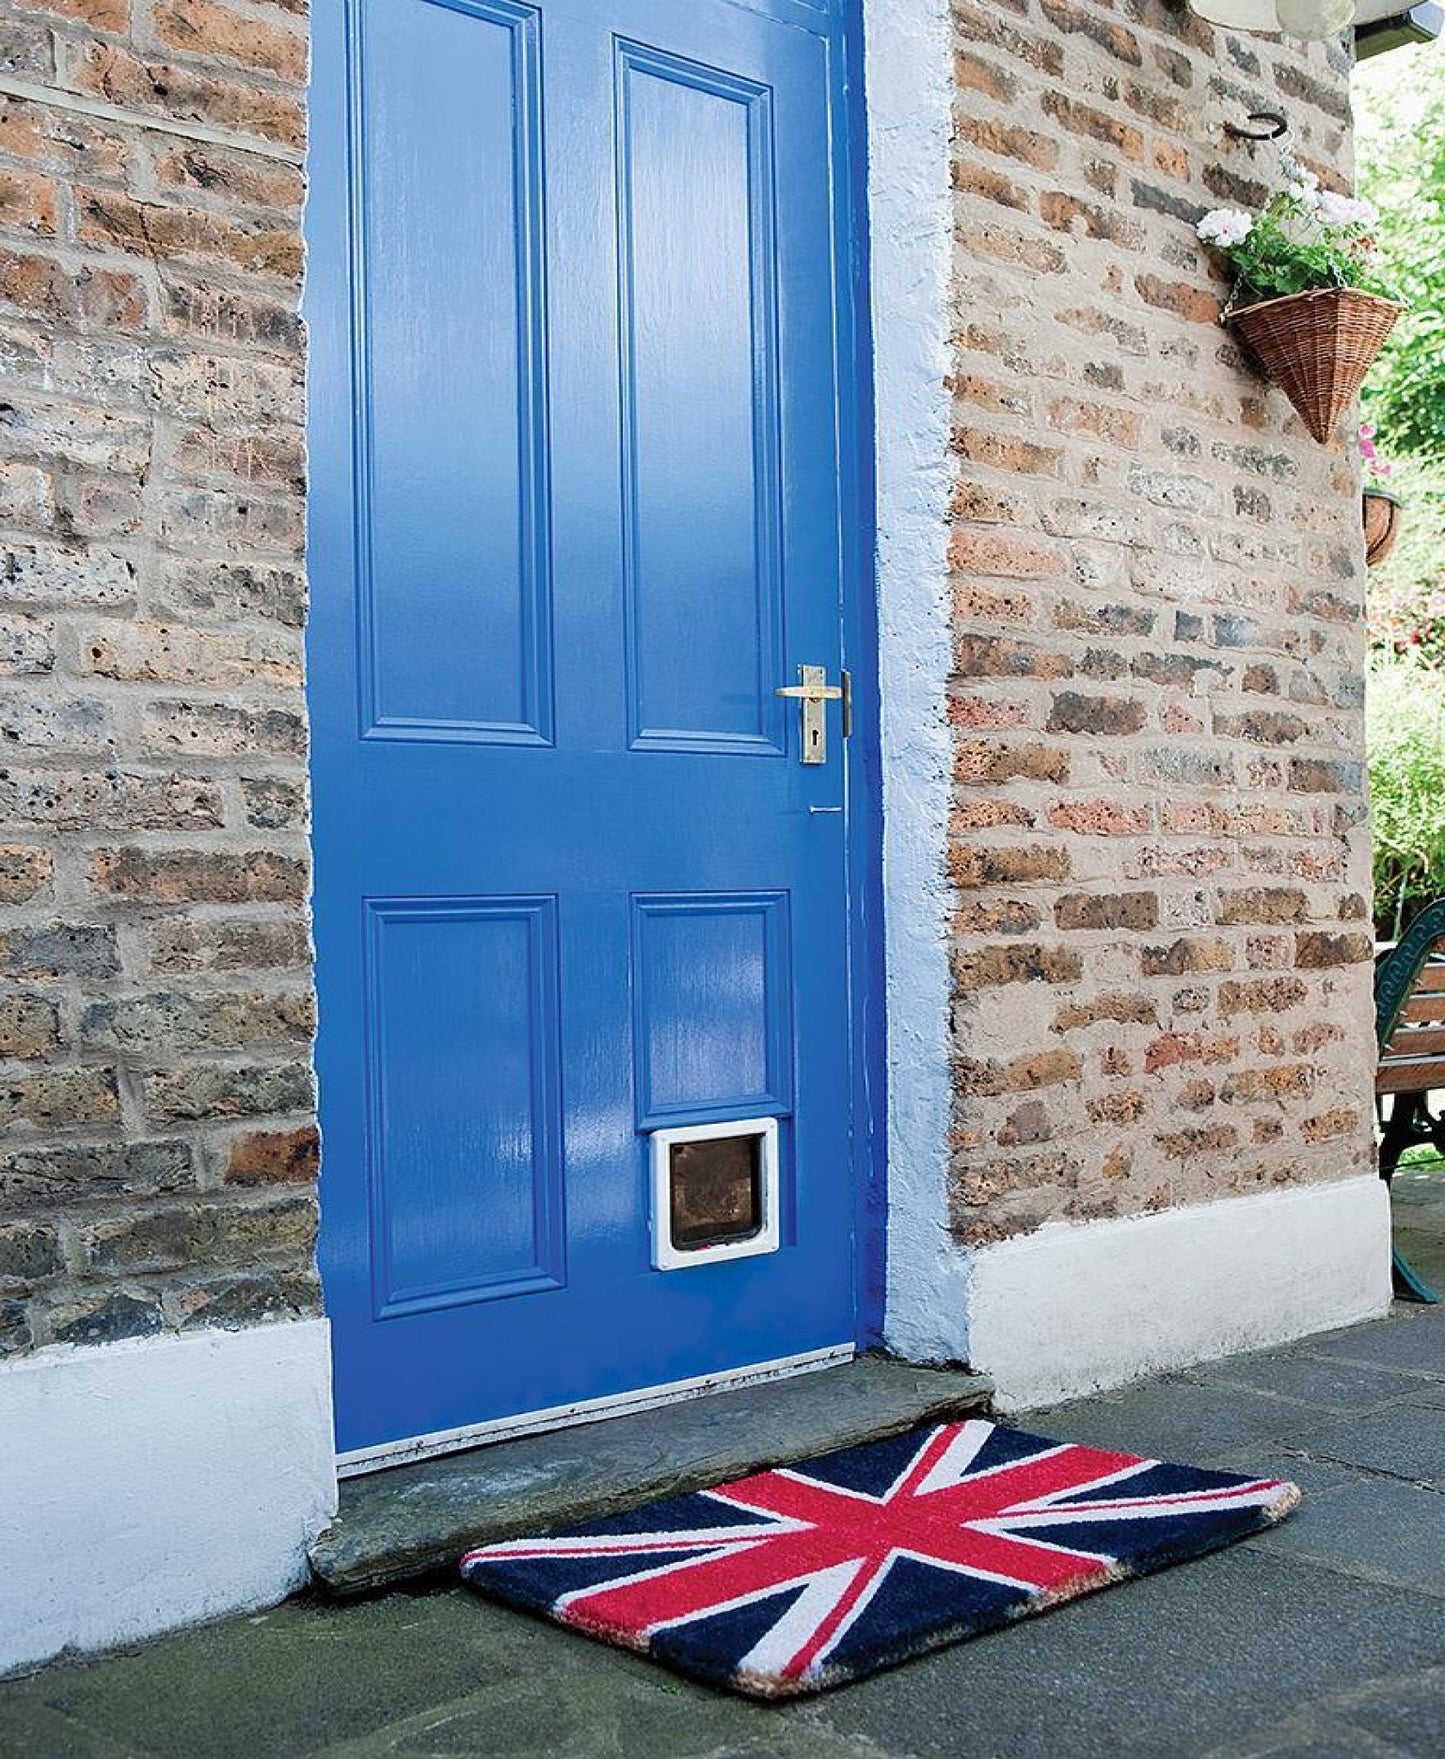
(307, 0), (868, 1456)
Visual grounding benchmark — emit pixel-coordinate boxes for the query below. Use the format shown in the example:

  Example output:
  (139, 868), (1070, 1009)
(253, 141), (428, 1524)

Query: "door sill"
(335, 1342), (855, 1478)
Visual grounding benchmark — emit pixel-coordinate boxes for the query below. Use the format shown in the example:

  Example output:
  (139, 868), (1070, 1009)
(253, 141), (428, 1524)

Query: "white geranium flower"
(1317, 191), (1377, 229)
(1286, 179), (1321, 208)
(1196, 208), (1253, 249)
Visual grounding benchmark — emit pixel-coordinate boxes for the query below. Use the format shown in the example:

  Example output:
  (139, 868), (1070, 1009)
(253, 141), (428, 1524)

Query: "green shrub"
(1357, 42), (1445, 462)
(1367, 659), (1445, 940)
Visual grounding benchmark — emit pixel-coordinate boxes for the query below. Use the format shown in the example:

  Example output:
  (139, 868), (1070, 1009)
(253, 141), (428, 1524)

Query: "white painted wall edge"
(968, 1176), (1394, 1412)
(0, 1317), (337, 1679)
(866, 0), (970, 1361)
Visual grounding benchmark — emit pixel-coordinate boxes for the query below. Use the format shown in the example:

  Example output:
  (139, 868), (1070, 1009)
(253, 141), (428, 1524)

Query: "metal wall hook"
(1224, 109), (1289, 141)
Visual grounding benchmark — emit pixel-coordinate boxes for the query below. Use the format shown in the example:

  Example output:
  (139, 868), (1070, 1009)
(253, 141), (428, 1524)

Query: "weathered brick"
(0, 769), (223, 830)
(0, 991), (60, 1058)
(149, 0), (306, 80)
(161, 276), (302, 349)
(1217, 887), (1308, 925)
(0, 1220), (62, 1287)
(955, 1049), (1082, 1096)
(1047, 692), (1147, 737)
(82, 622), (303, 688)
(46, 1289), (163, 1348)
(0, 921), (119, 979)
(168, 1269), (315, 1330)
(1156, 1124), (1238, 1158)
(1041, 0), (1142, 61)
(1041, 92), (1145, 160)
(953, 48), (1017, 103)
(77, 187), (302, 280)
(1087, 1089), (1149, 1128)
(141, 1060), (312, 1123)
(954, 944), (1085, 988)
(79, 1204), (220, 1276)
(949, 844), (1071, 888)
(1056, 892), (1159, 932)
(160, 558), (305, 627)
(1133, 274), (1220, 324)
(1221, 1065), (1315, 1104)
(1141, 937), (1234, 976)
(1301, 1108), (1357, 1144)
(953, 897), (1043, 937)
(148, 917), (307, 973)
(1053, 992), (1157, 1031)
(1288, 758), (1365, 795)
(90, 847), (307, 904)
(225, 1125), (319, 1187)
(997, 1100), (1055, 1147)
(0, 1140), (194, 1208)
(0, 542), (135, 607)
(81, 989), (314, 1053)
(956, 114), (1059, 173)
(953, 428), (1065, 478)
(0, 1066), (119, 1128)
(1047, 799), (1152, 836)
(1295, 931), (1372, 970)
(241, 775), (307, 829)
(0, 394), (146, 472)
(1219, 977), (1309, 1016)
(0, 614), (53, 674)
(0, 692), (112, 754)
(138, 699), (306, 759)
(955, 741), (1069, 786)
(948, 529), (1067, 579)
(0, 844), (50, 902)
(1045, 396), (1143, 446)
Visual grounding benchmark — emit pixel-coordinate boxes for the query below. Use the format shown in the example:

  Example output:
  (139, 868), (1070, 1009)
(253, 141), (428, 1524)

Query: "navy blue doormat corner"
(460, 1417), (1300, 1699)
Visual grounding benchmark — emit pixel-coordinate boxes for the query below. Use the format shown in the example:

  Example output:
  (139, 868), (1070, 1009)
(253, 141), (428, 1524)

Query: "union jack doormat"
(460, 1418), (1300, 1698)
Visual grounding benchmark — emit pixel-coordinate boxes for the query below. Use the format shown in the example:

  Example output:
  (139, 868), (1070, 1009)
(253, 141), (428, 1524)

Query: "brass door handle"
(775, 665), (850, 764)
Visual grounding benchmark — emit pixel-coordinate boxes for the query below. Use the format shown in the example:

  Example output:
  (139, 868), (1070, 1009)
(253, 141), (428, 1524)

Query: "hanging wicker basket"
(1363, 487), (1403, 568)
(1227, 286), (1406, 444)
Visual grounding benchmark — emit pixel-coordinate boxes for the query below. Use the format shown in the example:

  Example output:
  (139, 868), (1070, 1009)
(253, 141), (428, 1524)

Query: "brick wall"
(945, 0), (1376, 1246)
(0, 0), (316, 1352)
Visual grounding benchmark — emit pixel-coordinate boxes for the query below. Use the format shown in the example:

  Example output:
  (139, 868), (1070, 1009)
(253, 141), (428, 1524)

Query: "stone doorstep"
(309, 1355), (993, 1596)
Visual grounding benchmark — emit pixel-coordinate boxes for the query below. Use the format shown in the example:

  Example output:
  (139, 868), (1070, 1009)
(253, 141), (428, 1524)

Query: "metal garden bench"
(1375, 897), (1445, 1304)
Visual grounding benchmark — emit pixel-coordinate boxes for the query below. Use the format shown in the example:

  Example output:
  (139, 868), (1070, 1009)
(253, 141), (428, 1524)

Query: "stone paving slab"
(1282, 1401), (1445, 1490)
(1246, 1476), (1445, 1598)
(312, 1357), (992, 1594)
(1181, 1350), (1432, 1415)
(1012, 1377), (1334, 1468)
(1297, 1311), (1445, 1380)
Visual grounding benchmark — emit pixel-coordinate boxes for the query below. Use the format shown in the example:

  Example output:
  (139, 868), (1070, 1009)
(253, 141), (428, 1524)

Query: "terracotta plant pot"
(1227, 286), (1406, 444)
(1363, 487), (1403, 568)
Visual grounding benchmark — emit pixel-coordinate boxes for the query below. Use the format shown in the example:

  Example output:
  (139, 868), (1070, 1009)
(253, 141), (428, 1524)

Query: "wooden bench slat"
(1377, 1059), (1445, 1093)
(1385, 1026), (1445, 1060)
(1412, 961), (1445, 992)
(1402, 993), (1445, 1023)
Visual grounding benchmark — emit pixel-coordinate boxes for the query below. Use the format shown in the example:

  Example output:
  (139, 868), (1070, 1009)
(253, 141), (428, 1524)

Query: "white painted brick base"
(968, 1176), (1393, 1412)
(0, 1318), (336, 1678)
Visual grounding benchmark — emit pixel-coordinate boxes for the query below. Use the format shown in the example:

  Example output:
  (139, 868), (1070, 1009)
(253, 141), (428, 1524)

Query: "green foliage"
(1357, 43), (1445, 461)
(1367, 659), (1445, 940)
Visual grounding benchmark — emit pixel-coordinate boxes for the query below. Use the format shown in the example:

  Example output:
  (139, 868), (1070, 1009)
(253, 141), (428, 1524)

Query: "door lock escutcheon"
(775, 665), (851, 765)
